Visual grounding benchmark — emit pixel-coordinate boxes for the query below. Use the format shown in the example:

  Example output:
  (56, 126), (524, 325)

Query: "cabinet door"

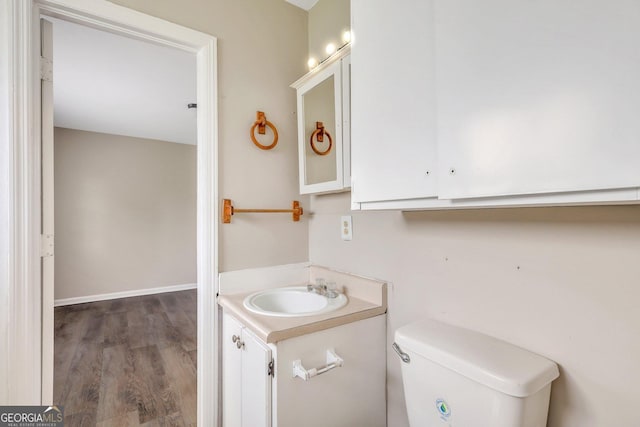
(435, 0), (640, 199)
(241, 328), (272, 427)
(222, 314), (243, 427)
(351, 0), (438, 204)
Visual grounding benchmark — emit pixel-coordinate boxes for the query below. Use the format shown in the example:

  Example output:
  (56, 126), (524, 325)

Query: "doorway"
(23, 1), (219, 424)
(49, 16), (199, 422)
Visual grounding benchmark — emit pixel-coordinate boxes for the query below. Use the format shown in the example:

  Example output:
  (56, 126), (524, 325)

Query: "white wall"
(54, 128), (197, 300)
(110, 0), (310, 272)
(310, 192), (640, 427)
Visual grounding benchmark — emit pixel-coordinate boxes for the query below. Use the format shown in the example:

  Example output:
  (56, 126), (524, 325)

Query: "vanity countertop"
(218, 266), (387, 344)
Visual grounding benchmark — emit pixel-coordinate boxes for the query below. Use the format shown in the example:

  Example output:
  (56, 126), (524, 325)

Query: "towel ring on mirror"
(251, 111), (279, 150)
(310, 121), (333, 156)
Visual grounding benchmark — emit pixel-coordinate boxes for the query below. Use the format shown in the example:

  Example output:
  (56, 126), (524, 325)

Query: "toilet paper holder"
(293, 349), (344, 381)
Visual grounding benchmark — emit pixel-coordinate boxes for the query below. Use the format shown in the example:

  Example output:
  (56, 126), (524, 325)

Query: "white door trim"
(1, 0), (42, 405)
(1, 1), (219, 424)
(40, 16), (55, 406)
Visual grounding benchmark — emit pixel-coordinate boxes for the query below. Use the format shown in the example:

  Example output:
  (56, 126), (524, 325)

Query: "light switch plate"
(341, 215), (352, 241)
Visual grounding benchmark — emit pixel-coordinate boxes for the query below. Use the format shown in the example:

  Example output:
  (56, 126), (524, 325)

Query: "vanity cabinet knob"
(232, 335), (244, 349)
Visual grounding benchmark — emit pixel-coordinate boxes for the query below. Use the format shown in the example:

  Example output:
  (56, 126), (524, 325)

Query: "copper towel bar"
(223, 199), (303, 223)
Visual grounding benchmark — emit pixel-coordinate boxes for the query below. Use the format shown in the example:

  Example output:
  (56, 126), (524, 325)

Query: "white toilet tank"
(394, 319), (559, 427)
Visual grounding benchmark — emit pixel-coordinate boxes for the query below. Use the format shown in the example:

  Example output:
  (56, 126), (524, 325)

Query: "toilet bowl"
(393, 319), (559, 427)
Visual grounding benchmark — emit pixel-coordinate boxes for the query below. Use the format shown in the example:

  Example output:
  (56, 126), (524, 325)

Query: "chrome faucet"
(307, 279), (340, 298)
(307, 283), (327, 295)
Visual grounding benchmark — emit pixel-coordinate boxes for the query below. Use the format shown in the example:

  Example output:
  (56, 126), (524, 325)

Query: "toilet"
(393, 319), (559, 427)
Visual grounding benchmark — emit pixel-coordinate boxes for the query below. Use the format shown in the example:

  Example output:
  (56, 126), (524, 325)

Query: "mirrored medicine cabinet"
(291, 46), (351, 194)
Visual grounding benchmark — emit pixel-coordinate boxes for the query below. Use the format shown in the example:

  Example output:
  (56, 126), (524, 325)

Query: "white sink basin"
(243, 286), (348, 317)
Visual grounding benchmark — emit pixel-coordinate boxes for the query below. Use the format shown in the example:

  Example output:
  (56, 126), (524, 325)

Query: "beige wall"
(105, 2), (640, 427)
(54, 128), (197, 300)
(110, 0), (310, 272)
(308, 0), (350, 64)
(310, 192), (640, 427)
(304, 2), (640, 424)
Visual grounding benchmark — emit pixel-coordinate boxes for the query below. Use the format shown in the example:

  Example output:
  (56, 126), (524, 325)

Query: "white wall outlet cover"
(341, 215), (353, 241)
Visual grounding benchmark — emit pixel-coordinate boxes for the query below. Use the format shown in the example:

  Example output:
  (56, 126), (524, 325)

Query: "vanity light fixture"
(325, 42), (337, 55)
(308, 39), (351, 72)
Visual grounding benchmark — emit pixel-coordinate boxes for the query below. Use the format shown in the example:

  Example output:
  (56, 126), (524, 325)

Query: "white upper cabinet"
(292, 48), (351, 195)
(435, 0), (640, 199)
(351, 0), (640, 210)
(350, 0), (438, 204)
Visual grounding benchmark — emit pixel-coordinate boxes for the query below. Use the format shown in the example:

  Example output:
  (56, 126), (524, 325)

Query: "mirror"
(292, 51), (350, 195)
(302, 75), (337, 185)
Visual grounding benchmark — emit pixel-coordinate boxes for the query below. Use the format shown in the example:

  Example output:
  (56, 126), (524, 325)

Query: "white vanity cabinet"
(221, 311), (386, 427)
(222, 314), (273, 427)
(350, 0), (640, 210)
(291, 47), (351, 194)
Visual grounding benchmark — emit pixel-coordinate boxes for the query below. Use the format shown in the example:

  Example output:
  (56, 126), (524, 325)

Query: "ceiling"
(50, 17), (197, 145)
(285, 0), (319, 11)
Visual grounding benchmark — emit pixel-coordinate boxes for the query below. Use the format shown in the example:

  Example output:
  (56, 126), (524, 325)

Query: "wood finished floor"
(54, 290), (197, 427)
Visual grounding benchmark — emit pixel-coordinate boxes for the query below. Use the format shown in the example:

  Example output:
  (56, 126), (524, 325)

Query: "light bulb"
(325, 43), (336, 55)
(342, 31), (351, 43)
(307, 57), (318, 69)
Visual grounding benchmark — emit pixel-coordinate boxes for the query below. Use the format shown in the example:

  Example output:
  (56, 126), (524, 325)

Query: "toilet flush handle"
(392, 342), (410, 363)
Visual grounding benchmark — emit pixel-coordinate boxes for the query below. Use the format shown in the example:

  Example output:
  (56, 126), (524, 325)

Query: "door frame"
(1, 0), (219, 424)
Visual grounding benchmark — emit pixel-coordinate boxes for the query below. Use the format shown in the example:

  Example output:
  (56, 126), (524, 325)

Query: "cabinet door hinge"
(40, 57), (53, 82)
(267, 359), (274, 377)
(41, 234), (54, 257)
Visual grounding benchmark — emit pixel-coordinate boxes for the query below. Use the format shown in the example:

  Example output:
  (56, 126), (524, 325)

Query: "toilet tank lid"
(395, 319), (559, 397)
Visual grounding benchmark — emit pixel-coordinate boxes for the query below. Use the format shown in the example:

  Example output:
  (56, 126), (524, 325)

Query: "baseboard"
(54, 283), (197, 307)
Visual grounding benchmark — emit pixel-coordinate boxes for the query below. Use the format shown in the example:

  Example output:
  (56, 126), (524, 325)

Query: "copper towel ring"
(310, 121), (333, 156)
(250, 111), (279, 150)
